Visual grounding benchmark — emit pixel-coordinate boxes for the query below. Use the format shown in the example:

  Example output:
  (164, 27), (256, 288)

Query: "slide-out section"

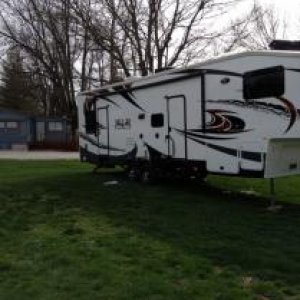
(265, 138), (300, 178)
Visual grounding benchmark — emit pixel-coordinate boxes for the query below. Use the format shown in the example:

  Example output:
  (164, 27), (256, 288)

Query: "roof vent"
(269, 40), (300, 51)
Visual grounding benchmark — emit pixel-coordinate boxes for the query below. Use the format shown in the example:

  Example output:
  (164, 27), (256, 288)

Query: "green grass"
(1, 160), (300, 299)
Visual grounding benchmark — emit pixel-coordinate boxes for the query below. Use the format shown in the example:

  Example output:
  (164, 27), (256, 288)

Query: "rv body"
(76, 51), (300, 179)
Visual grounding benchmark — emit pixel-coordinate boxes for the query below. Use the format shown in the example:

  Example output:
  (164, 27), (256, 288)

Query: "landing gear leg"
(267, 178), (282, 212)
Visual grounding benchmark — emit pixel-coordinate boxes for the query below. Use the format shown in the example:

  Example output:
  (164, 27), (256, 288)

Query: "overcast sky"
(242, 0), (300, 38)
(258, 0), (299, 10)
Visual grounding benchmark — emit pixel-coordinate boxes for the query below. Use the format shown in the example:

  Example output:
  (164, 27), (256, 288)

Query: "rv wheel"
(194, 172), (207, 182)
(141, 169), (151, 183)
(128, 168), (139, 181)
(140, 168), (158, 184)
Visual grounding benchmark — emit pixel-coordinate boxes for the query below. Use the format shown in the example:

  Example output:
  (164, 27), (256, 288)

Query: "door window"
(85, 102), (97, 134)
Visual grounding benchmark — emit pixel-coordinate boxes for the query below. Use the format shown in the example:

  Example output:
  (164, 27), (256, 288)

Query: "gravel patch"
(0, 151), (79, 160)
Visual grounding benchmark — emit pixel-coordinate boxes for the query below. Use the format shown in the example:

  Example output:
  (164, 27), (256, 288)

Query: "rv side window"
(243, 66), (285, 100)
(151, 113), (164, 128)
(85, 102), (97, 134)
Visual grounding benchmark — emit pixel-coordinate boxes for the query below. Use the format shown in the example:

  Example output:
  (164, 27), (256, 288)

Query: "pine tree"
(0, 49), (36, 113)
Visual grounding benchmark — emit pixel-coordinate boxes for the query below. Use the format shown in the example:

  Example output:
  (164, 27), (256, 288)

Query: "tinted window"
(48, 121), (63, 132)
(243, 66), (284, 100)
(151, 114), (164, 128)
(85, 102), (97, 134)
(7, 121), (18, 129)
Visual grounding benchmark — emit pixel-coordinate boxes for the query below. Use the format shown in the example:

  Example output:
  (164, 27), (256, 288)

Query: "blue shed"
(0, 109), (74, 150)
(0, 110), (32, 150)
(32, 116), (72, 147)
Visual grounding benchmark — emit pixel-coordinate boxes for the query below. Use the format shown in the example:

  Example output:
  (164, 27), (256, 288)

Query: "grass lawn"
(1, 160), (300, 299)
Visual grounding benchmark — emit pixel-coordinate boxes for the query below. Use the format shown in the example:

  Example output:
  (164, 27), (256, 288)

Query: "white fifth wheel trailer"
(76, 49), (300, 180)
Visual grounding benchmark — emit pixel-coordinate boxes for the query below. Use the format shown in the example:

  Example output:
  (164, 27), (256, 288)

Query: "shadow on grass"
(2, 166), (300, 294)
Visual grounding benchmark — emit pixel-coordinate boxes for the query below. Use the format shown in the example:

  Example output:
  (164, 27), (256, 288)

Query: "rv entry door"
(166, 95), (188, 160)
(97, 106), (110, 157)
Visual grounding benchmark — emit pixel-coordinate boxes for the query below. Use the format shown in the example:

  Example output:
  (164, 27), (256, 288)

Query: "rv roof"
(78, 50), (300, 98)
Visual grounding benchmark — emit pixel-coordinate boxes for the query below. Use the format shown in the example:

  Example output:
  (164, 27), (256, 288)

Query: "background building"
(0, 109), (75, 150)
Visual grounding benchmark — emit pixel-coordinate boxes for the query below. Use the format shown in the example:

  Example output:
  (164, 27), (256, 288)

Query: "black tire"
(140, 169), (151, 183)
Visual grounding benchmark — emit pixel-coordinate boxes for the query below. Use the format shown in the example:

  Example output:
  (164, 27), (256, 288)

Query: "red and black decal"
(276, 96), (298, 133)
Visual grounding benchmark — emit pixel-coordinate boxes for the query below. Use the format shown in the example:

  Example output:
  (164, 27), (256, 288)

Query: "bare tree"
(216, 2), (287, 53)
(1, 0), (265, 124)
(73, 0), (241, 79)
(0, 0), (82, 121)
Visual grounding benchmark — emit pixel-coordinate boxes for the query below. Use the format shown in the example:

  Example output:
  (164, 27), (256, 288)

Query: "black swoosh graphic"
(79, 133), (125, 152)
(98, 95), (121, 108)
(186, 135), (262, 162)
(144, 142), (166, 159)
(175, 128), (234, 140)
(113, 87), (145, 111)
(189, 128), (252, 135)
(81, 145), (138, 161)
(287, 68), (300, 73)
